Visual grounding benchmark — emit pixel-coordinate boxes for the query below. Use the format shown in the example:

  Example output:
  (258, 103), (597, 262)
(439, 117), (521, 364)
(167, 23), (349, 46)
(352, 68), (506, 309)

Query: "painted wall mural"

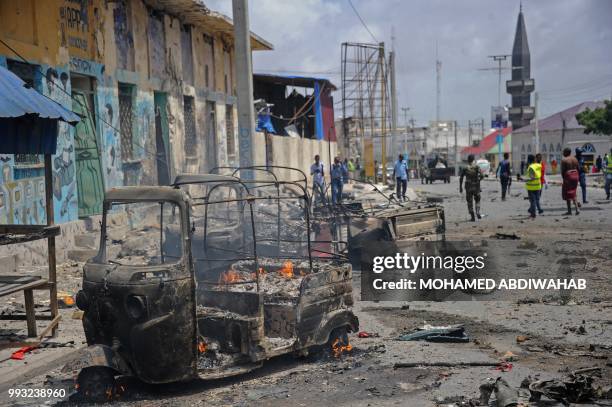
(43, 64), (79, 223)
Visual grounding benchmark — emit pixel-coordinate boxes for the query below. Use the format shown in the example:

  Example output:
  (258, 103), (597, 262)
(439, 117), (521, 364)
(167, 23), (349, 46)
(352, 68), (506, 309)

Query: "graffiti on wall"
(60, 0), (103, 60)
(113, 0), (134, 71)
(44, 65), (79, 223)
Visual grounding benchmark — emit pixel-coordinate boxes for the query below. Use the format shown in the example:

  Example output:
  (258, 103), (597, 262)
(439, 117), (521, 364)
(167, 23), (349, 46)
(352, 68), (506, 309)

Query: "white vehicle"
(476, 159), (491, 176)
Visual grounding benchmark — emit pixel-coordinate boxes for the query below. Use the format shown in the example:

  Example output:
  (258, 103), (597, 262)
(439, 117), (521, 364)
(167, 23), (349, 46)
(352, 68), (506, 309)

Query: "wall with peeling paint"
(0, 0), (334, 228)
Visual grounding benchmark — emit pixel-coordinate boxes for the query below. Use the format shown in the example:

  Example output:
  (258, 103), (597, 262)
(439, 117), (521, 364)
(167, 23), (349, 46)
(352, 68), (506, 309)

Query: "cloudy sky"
(207, 0), (612, 126)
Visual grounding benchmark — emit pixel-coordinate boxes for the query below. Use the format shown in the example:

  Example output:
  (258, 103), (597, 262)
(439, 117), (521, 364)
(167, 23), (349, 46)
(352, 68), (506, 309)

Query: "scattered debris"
(398, 325), (469, 343)
(479, 377), (519, 407)
(492, 232), (520, 240)
(357, 331), (379, 338)
(527, 367), (604, 404)
(515, 335), (528, 343)
(394, 361), (500, 369)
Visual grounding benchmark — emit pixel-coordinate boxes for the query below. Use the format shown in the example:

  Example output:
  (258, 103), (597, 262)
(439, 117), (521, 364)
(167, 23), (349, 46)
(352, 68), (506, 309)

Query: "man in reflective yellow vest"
(523, 154), (542, 219)
(605, 148), (612, 200)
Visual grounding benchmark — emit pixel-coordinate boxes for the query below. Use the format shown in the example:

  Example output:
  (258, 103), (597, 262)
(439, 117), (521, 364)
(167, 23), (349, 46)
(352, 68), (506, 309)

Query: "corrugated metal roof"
(462, 127), (511, 155)
(513, 101), (605, 133)
(0, 65), (80, 124)
(253, 73), (337, 90)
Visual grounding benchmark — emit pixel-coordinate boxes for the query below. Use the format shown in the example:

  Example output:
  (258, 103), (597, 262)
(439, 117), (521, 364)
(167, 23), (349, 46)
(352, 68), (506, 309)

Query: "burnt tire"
(328, 326), (350, 348)
(77, 366), (117, 402)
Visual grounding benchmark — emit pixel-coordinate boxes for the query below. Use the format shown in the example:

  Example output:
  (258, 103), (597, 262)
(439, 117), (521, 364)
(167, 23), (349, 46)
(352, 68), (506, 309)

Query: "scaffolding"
(341, 42), (391, 182)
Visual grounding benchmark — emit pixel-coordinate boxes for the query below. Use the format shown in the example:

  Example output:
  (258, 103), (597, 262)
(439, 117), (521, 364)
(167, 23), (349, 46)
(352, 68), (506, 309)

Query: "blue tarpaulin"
(314, 81), (323, 140)
(256, 113), (276, 133)
(0, 64), (79, 154)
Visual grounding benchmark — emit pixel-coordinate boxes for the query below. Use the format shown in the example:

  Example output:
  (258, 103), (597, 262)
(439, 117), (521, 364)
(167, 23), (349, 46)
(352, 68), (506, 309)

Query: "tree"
(575, 100), (612, 135)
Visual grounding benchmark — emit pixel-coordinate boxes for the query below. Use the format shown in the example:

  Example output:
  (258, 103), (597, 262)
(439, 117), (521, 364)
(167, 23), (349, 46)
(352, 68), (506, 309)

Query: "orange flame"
(331, 337), (353, 358)
(198, 341), (207, 353)
(219, 270), (242, 284)
(278, 261), (294, 279)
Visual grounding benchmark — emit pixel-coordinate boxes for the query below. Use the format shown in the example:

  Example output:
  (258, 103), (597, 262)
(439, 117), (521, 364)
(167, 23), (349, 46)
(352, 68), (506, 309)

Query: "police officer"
(459, 154), (484, 221)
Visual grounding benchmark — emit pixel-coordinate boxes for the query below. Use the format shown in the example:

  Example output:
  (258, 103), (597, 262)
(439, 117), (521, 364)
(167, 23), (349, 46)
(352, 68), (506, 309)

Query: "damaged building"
(0, 0), (272, 226)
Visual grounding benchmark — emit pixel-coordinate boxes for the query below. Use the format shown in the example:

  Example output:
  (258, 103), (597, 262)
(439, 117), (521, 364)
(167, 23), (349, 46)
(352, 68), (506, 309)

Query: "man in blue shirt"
(496, 152), (512, 201)
(331, 157), (344, 204)
(393, 154), (408, 201)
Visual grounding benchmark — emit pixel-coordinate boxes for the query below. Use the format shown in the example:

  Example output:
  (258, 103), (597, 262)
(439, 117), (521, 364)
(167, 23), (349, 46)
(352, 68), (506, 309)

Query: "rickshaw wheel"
(77, 366), (117, 402)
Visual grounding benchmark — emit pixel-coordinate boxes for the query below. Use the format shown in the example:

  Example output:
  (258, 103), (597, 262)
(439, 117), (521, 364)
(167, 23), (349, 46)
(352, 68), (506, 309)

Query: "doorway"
(154, 92), (171, 185)
(71, 75), (105, 218)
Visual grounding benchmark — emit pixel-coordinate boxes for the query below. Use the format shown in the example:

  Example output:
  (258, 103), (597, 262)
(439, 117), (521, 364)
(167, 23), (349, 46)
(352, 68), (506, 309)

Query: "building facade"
(0, 0), (271, 224)
(511, 101), (612, 173)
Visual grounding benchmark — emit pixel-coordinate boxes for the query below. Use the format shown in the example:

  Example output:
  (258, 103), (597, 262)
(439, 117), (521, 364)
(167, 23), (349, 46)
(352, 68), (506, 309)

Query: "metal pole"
(454, 121), (458, 177)
(390, 50), (398, 159)
(232, 0), (255, 175)
(534, 91), (539, 154)
(380, 43), (387, 184)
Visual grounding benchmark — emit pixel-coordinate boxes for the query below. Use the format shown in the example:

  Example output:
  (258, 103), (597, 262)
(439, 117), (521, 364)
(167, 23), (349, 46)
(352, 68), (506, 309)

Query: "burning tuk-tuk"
(72, 173), (358, 400)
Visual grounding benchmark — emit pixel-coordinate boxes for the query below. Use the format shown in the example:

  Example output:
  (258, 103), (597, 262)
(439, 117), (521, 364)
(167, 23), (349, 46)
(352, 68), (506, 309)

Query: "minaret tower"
(506, 2), (535, 129)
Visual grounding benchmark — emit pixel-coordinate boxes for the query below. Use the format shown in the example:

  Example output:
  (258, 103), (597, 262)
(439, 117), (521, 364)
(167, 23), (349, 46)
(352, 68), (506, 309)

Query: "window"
(103, 201), (183, 266)
(556, 143), (562, 152)
(183, 96), (197, 157)
(527, 144), (532, 153)
(205, 65), (209, 88)
(521, 144), (525, 152)
(541, 144), (547, 152)
(181, 25), (194, 85)
(225, 105), (235, 157)
(118, 83), (135, 161)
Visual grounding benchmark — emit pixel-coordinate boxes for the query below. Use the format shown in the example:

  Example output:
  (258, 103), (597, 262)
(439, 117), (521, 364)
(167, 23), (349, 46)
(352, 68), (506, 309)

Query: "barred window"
(183, 96), (197, 157)
(118, 84), (134, 161)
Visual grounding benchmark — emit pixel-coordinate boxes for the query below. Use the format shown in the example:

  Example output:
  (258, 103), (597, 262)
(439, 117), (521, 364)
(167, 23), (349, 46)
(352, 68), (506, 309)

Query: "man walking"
(393, 154), (408, 201)
(605, 148), (612, 200)
(523, 154), (542, 219)
(496, 152), (512, 201)
(535, 153), (546, 209)
(331, 157), (344, 205)
(310, 155), (325, 206)
(576, 148), (588, 204)
(459, 154), (484, 221)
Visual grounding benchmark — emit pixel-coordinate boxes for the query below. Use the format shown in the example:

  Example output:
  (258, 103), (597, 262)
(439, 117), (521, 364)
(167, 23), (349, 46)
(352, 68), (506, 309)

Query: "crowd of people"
(458, 147), (611, 222)
(311, 146), (612, 217)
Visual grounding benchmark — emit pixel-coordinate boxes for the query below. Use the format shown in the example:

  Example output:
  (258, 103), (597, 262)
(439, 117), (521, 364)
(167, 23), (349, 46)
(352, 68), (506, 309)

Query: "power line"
(347, 0), (378, 43)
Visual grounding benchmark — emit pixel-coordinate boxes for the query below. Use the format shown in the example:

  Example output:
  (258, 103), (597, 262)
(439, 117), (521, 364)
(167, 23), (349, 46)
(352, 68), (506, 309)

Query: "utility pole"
(232, 0), (255, 173)
(478, 55), (511, 107)
(379, 42), (387, 184)
(390, 51), (398, 159)
(390, 29), (398, 159)
(401, 107), (410, 156)
(454, 120), (459, 177)
(534, 91), (539, 154)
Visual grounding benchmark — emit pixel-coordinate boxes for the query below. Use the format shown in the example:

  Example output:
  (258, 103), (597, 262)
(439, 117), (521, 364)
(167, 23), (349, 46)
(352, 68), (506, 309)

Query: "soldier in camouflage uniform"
(459, 154), (484, 221)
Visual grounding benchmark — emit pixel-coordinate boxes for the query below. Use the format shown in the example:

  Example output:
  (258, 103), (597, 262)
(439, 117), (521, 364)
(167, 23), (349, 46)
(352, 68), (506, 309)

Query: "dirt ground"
(0, 178), (610, 406)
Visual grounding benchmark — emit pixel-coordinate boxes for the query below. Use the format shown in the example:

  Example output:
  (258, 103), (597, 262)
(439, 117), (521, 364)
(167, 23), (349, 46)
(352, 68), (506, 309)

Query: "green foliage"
(575, 100), (612, 135)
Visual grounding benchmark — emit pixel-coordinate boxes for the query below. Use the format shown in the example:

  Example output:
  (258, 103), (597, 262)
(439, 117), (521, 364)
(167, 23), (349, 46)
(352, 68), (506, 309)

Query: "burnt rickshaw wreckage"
(70, 172), (358, 400)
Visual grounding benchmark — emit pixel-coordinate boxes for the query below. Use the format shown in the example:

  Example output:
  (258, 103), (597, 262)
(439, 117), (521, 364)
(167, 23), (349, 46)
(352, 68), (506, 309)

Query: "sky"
(207, 0), (612, 127)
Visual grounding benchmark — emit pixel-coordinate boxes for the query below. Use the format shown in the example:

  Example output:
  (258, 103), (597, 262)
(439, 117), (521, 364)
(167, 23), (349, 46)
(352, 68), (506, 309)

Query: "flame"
(218, 270), (242, 284)
(198, 341), (207, 353)
(331, 337), (353, 358)
(278, 261), (294, 279)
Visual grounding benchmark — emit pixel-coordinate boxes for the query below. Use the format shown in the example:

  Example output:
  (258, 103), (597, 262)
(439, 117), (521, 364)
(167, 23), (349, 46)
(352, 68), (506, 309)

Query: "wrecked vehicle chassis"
(72, 181), (358, 399)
